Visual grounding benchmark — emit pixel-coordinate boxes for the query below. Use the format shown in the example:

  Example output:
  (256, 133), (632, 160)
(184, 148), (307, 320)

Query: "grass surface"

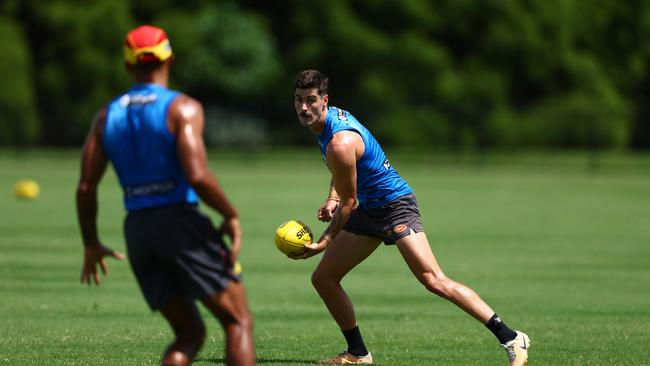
(1, 149), (649, 365)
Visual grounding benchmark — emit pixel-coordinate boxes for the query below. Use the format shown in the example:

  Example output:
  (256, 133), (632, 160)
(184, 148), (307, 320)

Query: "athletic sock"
(484, 314), (518, 344)
(342, 326), (369, 357)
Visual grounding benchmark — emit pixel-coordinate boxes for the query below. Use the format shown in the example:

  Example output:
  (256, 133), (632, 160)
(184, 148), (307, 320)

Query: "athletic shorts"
(344, 193), (424, 245)
(124, 204), (239, 310)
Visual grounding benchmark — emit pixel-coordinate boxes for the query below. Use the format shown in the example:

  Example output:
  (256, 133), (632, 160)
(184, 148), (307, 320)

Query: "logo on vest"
(119, 93), (158, 107)
(125, 181), (175, 198)
(337, 108), (348, 121)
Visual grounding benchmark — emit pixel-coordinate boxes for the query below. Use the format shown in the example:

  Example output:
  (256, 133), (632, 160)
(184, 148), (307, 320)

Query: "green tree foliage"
(1, 0), (649, 149)
(0, 16), (39, 145)
(152, 3), (280, 147)
(270, 0), (640, 149)
(0, 0), (282, 146)
(3, 0), (132, 144)
(154, 3), (280, 100)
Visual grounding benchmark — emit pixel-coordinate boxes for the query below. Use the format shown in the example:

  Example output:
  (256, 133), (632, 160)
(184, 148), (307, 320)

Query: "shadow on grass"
(196, 357), (315, 364)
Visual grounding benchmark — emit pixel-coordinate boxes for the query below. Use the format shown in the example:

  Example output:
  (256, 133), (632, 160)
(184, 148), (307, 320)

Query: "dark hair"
(132, 60), (166, 73)
(293, 69), (329, 95)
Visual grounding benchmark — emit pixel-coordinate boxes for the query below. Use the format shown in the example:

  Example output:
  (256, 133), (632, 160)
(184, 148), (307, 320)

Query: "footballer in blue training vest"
(76, 25), (255, 366)
(103, 83), (198, 211)
(317, 106), (412, 209)
(289, 69), (530, 366)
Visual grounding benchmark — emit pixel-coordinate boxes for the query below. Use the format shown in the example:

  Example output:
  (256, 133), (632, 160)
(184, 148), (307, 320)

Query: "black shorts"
(124, 204), (238, 310)
(344, 193), (424, 245)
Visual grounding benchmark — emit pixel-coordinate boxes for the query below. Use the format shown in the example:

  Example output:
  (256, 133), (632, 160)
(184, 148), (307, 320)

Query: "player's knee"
(222, 306), (253, 333)
(311, 271), (325, 290)
(237, 308), (254, 332)
(419, 272), (453, 298)
(311, 270), (338, 291)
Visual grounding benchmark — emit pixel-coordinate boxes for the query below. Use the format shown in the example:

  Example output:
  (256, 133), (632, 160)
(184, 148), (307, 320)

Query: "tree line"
(1, 0), (649, 149)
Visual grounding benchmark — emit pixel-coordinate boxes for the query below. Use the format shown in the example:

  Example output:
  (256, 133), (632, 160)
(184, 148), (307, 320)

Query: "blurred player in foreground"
(76, 25), (255, 366)
(290, 69), (530, 365)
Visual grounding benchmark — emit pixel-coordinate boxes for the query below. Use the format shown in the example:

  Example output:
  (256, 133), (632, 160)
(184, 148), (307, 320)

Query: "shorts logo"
(394, 224), (407, 234)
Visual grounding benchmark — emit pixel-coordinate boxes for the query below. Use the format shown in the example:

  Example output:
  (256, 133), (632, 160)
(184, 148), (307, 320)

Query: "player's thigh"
(200, 281), (252, 326)
(396, 231), (444, 277)
(315, 230), (381, 281)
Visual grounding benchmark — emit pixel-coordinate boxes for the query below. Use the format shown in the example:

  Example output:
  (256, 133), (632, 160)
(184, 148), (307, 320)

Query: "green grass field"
(1, 149), (649, 365)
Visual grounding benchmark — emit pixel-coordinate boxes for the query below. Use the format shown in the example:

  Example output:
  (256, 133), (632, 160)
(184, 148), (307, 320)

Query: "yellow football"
(14, 179), (40, 200)
(274, 220), (312, 256)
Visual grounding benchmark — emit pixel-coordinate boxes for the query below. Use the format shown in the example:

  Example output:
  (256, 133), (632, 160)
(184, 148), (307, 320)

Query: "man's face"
(294, 88), (328, 128)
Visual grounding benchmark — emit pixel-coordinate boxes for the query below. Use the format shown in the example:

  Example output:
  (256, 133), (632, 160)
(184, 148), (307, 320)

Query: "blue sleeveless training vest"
(103, 83), (198, 211)
(317, 106), (412, 209)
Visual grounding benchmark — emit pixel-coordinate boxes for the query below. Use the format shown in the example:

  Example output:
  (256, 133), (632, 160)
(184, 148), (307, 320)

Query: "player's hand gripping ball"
(275, 220), (312, 256)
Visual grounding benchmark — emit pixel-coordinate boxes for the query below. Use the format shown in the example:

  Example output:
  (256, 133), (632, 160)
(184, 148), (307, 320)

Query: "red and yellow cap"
(124, 25), (173, 65)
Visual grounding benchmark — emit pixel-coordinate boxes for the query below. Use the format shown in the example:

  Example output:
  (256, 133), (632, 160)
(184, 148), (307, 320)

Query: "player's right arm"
(77, 106), (125, 286)
(291, 131), (361, 259)
(170, 95), (242, 262)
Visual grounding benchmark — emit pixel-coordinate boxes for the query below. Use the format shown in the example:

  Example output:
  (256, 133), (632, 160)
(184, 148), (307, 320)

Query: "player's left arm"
(292, 131), (362, 259)
(172, 95), (242, 262)
(77, 106), (125, 286)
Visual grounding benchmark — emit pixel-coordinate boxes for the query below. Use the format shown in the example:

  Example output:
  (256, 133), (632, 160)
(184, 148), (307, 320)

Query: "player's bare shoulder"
(328, 130), (364, 162)
(170, 94), (203, 120)
(167, 94), (204, 134)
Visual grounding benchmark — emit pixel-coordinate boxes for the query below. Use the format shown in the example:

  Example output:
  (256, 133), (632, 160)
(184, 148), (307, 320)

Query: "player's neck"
(133, 70), (169, 88)
(309, 118), (325, 135)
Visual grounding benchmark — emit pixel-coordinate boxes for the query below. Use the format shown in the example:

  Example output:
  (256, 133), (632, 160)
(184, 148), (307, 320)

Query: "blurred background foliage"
(1, 0), (649, 150)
